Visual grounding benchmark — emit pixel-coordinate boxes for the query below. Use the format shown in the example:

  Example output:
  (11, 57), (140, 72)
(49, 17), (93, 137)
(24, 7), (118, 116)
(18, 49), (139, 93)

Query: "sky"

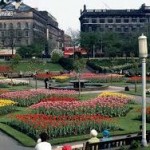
(25, 0), (150, 33)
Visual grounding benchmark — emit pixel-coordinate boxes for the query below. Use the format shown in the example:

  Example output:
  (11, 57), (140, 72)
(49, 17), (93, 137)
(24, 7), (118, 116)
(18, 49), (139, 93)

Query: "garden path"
(0, 131), (33, 150)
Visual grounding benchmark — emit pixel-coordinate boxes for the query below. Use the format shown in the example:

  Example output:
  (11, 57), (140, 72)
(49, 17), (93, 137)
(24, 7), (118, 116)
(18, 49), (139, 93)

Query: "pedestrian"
(35, 132), (52, 150)
(44, 78), (49, 89)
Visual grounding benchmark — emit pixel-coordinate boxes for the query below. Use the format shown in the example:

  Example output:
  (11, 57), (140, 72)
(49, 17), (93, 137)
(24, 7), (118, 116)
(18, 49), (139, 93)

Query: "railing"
(83, 133), (150, 150)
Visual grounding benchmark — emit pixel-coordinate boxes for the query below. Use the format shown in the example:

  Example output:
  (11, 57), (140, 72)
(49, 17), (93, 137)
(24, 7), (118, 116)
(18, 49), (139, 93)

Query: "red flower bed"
(0, 66), (11, 73)
(127, 76), (150, 83)
(41, 96), (78, 102)
(35, 72), (60, 79)
(13, 114), (111, 129)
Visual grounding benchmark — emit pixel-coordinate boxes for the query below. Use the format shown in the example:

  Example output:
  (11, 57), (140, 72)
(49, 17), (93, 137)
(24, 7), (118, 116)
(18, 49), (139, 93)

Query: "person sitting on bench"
(88, 129), (100, 143)
(101, 129), (112, 142)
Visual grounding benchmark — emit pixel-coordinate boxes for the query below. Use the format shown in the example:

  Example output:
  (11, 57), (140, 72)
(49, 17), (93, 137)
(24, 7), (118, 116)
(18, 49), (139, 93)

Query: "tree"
(9, 54), (22, 85)
(66, 28), (80, 59)
(80, 32), (100, 58)
(73, 58), (86, 96)
(1, 29), (23, 57)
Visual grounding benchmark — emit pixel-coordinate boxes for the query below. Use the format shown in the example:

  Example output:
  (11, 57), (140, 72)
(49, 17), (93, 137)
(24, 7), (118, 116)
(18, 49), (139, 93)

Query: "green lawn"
(0, 61), (63, 72)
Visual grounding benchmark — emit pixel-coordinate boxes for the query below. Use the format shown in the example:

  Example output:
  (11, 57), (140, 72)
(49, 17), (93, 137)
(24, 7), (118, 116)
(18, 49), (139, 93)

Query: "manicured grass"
(79, 93), (98, 101)
(0, 61), (63, 72)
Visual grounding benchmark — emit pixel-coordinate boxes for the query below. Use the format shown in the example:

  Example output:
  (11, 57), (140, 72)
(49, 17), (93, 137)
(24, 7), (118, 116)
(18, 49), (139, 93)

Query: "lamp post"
(138, 33), (148, 147)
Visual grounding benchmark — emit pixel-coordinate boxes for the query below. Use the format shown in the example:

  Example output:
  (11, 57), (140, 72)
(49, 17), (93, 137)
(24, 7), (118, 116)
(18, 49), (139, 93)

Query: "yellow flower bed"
(99, 92), (133, 100)
(0, 99), (17, 107)
(52, 75), (69, 83)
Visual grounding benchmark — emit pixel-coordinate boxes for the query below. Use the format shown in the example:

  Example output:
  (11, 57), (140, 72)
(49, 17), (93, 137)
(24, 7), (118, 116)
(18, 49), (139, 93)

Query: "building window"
(83, 18), (89, 23)
(0, 23), (2, 28)
(17, 22), (21, 29)
(99, 19), (105, 23)
(132, 18), (137, 23)
(124, 27), (129, 32)
(9, 23), (13, 29)
(4, 23), (6, 29)
(116, 28), (122, 32)
(131, 27), (137, 32)
(140, 18), (145, 23)
(25, 31), (29, 37)
(124, 19), (129, 23)
(9, 30), (15, 37)
(116, 19), (121, 23)
(26, 39), (29, 45)
(17, 30), (22, 37)
(1, 31), (4, 37)
(92, 26), (97, 31)
(108, 19), (113, 23)
(88, 26), (92, 32)
(25, 22), (29, 28)
(99, 28), (104, 32)
(17, 38), (21, 44)
(92, 19), (97, 23)
(108, 28), (113, 31)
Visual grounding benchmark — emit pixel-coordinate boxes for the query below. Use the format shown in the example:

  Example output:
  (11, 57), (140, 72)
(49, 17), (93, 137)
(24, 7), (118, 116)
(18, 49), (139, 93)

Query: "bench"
(7, 73), (20, 78)
(83, 134), (150, 150)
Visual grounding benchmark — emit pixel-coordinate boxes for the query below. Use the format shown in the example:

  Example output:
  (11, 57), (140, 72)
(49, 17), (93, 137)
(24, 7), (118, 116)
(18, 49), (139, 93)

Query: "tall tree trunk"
(78, 73), (81, 97)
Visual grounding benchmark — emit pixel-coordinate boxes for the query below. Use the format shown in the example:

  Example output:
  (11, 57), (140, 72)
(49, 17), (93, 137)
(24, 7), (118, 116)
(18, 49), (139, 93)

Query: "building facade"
(79, 4), (150, 34)
(0, 0), (64, 55)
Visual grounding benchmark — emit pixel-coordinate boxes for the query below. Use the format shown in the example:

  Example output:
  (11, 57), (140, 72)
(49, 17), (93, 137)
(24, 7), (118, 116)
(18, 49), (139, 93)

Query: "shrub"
(51, 49), (63, 63)
(130, 140), (141, 149)
(59, 57), (74, 71)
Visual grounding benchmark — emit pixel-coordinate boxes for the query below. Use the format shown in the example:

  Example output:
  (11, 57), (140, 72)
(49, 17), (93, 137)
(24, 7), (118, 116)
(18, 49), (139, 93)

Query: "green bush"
(51, 49), (63, 63)
(59, 58), (74, 71)
(130, 140), (141, 149)
(87, 59), (133, 73)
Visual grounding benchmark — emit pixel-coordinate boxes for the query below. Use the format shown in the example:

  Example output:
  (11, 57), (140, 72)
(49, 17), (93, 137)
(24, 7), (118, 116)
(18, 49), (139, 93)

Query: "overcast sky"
(25, 0), (150, 32)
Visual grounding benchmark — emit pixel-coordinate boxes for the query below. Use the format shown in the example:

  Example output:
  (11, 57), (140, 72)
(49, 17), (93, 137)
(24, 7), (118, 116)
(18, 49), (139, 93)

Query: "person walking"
(35, 132), (52, 150)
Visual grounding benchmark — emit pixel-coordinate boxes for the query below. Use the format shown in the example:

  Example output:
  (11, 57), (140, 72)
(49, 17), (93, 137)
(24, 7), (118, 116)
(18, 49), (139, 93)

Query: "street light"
(138, 33), (148, 147)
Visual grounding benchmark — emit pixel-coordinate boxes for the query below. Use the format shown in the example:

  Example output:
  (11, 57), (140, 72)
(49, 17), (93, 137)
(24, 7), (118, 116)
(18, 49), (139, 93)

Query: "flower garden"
(0, 88), (136, 142)
(0, 67), (150, 147)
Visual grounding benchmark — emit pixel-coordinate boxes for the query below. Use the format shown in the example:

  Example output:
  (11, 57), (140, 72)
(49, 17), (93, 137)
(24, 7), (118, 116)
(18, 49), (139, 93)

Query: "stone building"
(0, 0), (64, 55)
(79, 4), (150, 34)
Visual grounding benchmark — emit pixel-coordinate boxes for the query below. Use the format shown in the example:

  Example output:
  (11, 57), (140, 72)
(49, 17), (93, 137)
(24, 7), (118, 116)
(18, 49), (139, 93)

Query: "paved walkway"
(0, 78), (150, 150)
(0, 131), (33, 150)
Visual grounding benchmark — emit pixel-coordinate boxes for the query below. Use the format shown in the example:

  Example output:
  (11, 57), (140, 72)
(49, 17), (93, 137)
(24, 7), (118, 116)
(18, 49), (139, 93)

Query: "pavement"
(0, 78), (150, 150)
(0, 131), (33, 150)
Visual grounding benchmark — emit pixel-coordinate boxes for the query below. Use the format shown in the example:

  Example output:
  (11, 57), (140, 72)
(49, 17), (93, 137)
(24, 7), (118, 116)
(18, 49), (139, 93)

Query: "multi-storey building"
(79, 4), (150, 34)
(0, 0), (64, 55)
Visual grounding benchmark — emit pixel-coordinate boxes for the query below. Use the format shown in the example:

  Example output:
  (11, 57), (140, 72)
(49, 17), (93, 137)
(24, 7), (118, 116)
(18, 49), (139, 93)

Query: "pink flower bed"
(41, 97), (78, 102)
(30, 95), (130, 110)
(1, 89), (77, 99)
